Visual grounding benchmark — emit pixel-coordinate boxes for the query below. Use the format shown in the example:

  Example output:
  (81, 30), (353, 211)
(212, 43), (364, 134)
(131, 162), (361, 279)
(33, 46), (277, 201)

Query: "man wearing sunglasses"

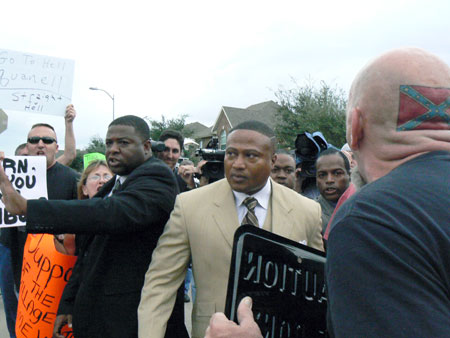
(3, 121), (79, 290)
(26, 122), (79, 199)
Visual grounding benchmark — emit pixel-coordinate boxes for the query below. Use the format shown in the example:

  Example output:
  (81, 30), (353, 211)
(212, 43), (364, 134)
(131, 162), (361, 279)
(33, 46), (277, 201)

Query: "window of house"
(220, 130), (227, 150)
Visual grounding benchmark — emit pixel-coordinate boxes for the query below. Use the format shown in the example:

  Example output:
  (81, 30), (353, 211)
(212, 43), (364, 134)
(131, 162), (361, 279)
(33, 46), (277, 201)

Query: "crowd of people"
(0, 46), (448, 338)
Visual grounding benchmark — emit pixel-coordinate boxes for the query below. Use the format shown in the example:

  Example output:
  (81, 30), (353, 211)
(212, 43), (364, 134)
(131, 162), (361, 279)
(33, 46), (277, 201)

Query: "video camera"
(294, 131), (330, 177)
(150, 139), (166, 153)
(195, 136), (225, 180)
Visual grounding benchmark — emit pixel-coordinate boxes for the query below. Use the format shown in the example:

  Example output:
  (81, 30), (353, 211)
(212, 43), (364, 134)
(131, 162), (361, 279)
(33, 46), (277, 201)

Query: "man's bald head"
(347, 47), (450, 183)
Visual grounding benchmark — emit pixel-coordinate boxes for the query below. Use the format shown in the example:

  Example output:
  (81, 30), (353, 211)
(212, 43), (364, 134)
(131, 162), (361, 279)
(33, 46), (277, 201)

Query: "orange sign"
(16, 234), (77, 338)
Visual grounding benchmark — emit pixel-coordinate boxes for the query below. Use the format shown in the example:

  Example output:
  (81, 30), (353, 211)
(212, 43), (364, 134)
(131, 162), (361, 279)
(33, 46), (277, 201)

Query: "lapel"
(96, 176), (116, 198)
(270, 179), (295, 239)
(211, 179), (240, 249)
(95, 158), (153, 198)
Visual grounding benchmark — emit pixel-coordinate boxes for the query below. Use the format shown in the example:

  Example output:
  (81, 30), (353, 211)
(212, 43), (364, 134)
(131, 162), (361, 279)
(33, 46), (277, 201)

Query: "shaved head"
(347, 47), (450, 182)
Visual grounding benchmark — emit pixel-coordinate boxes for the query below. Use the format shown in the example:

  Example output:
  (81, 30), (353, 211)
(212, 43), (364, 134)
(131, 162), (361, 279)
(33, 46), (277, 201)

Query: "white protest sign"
(0, 156), (47, 227)
(0, 48), (74, 116)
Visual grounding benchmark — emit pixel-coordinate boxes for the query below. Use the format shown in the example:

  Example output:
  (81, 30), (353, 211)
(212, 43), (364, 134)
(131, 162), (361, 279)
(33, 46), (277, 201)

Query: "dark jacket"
(26, 157), (186, 338)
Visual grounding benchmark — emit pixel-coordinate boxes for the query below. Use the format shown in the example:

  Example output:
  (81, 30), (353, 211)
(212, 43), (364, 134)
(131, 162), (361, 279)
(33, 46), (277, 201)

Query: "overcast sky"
(1, 0), (449, 155)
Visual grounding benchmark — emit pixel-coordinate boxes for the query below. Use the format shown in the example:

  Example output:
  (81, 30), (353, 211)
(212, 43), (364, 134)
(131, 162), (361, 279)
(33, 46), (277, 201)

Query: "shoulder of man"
(50, 161), (80, 177)
(130, 156), (174, 178)
(177, 177), (229, 201)
(272, 178), (320, 208)
(122, 157), (178, 192)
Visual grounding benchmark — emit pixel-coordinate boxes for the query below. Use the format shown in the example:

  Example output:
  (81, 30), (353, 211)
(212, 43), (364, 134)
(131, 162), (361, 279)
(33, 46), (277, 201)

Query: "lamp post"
(89, 87), (115, 120)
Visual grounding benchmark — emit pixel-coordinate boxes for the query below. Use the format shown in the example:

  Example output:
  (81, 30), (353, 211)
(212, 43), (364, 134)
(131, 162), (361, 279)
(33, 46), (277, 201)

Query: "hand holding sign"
(53, 314), (73, 338)
(64, 104), (76, 123)
(205, 297), (262, 338)
(0, 154), (47, 226)
(0, 151), (28, 215)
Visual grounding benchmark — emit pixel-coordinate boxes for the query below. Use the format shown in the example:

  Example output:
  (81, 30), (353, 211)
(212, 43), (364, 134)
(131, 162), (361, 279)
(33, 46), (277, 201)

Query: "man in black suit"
(0, 115), (186, 338)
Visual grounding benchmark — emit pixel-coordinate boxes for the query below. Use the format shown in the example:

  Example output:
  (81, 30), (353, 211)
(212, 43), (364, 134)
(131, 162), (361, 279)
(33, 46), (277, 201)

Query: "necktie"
(242, 197), (259, 227)
(111, 179), (122, 195)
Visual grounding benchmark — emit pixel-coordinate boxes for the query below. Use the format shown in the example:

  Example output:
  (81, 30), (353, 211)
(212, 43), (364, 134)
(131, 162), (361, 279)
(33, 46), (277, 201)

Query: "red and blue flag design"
(397, 85), (450, 131)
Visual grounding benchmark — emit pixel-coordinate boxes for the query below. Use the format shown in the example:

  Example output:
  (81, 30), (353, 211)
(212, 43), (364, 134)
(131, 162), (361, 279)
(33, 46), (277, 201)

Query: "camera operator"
(194, 136), (225, 186)
(153, 130), (196, 192)
(294, 131), (331, 199)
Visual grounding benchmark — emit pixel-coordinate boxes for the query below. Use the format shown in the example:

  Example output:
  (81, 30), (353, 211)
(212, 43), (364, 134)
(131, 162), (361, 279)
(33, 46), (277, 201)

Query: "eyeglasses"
(88, 174), (113, 182)
(27, 137), (57, 144)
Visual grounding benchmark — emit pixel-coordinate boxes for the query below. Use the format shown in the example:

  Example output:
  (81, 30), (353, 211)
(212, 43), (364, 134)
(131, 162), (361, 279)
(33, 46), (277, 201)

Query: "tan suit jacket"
(138, 178), (323, 338)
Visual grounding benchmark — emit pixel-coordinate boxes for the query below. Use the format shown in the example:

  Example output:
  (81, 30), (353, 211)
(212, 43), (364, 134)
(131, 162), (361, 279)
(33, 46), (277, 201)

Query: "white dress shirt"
(232, 179), (271, 228)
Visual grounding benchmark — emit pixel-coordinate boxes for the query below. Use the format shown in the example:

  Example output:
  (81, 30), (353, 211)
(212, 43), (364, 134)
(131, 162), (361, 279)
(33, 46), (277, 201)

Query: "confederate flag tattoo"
(397, 85), (450, 131)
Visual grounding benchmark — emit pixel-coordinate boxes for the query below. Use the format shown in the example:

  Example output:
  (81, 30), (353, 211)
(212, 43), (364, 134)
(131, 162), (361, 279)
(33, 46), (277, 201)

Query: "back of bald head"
(348, 47), (450, 158)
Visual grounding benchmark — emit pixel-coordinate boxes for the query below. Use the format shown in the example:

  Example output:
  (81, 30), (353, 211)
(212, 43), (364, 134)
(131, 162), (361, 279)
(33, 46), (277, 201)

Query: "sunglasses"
(27, 136), (57, 144)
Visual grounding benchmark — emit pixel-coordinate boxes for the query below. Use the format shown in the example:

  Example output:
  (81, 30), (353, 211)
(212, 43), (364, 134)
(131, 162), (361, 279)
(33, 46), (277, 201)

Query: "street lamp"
(89, 87), (115, 120)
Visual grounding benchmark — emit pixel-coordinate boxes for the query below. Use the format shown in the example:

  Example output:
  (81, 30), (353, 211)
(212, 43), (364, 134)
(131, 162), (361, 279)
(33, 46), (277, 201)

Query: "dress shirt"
(108, 175), (128, 196)
(233, 179), (271, 228)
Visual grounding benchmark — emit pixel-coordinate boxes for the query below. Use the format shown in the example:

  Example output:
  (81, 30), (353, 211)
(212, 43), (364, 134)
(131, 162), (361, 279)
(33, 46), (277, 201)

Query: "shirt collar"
(115, 175), (127, 185)
(232, 179), (271, 210)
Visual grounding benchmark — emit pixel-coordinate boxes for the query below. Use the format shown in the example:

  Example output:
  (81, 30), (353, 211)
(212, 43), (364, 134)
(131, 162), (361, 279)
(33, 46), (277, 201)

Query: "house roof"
(213, 100), (280, 131)
(183, 122), (212, 139)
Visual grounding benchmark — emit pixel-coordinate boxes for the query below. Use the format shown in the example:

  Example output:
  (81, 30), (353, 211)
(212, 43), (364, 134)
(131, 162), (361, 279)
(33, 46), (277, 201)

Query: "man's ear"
(143, 139), (151, 155)
(271, 153), (277, 167)
(349, 107), (364, 150)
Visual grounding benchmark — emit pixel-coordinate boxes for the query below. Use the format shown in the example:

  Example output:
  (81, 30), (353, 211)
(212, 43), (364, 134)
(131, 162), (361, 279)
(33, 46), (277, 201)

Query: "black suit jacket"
(26, 157), (187, 338)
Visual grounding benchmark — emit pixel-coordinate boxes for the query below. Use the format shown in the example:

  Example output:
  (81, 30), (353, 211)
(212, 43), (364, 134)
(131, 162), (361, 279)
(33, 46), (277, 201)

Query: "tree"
(144, 114), (192, 141)
(84, 135), (106, 154)
(69, 136), (106, 172)
(274, 79), (347, 148)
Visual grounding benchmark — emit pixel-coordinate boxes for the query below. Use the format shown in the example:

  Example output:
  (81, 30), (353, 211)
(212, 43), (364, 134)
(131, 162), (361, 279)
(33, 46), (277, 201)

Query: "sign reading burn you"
(225, 226), (327, 338)
(0, 156), (47, 227)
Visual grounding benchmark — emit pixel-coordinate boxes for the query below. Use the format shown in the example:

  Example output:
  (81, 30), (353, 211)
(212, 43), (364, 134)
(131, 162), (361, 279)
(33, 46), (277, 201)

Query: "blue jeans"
(0, 243), (18, 338)
(184, 266), (196, 302)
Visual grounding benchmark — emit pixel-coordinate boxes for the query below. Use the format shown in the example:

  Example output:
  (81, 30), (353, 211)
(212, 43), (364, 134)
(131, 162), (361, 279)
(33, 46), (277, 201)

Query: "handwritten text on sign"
(0, 156), (47, 227)
(16, 234), (77, 338)
(0, 48), (74, 116)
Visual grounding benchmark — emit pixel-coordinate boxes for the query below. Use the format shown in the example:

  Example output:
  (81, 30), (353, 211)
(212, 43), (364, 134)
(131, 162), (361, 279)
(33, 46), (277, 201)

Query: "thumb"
(237, 296), (254, 325)
(67, 314), (73, 328)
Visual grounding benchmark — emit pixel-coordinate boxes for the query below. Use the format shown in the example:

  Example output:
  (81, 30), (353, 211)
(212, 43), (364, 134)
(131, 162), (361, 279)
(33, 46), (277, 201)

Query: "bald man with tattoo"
(205, 47), (450, 337)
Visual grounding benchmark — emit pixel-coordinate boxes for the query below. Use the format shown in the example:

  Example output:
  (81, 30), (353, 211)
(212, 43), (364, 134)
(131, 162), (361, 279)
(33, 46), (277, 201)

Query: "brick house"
(211, 100), (280, 149)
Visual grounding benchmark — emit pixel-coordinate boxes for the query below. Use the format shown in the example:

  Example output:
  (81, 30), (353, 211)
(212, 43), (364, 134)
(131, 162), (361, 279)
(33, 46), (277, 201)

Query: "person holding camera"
(158, 130), (197, 192)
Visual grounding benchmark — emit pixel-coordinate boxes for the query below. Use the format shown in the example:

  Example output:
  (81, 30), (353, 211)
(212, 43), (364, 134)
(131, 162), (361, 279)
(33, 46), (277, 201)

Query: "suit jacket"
(26, 157), (185, 338)
(138, 178), (324, 338)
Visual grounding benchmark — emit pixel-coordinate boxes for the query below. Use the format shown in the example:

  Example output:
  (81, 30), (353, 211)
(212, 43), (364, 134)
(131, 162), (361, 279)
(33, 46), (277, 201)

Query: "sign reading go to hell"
(0, 156), (47, 228)
(0, 48), (74, 116)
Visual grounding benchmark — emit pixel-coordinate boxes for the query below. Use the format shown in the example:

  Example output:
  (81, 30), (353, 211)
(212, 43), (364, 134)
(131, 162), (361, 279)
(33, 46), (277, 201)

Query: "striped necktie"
(241, 197), (259, 227)
(111, 179), (122, 195)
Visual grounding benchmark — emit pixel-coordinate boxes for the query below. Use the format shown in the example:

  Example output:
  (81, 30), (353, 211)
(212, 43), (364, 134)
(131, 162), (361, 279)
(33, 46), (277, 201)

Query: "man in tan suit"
(138, 120), (324, 338)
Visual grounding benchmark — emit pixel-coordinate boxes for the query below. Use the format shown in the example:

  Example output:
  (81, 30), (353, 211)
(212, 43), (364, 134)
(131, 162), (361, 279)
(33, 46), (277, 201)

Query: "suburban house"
(184, 100), (280, 151)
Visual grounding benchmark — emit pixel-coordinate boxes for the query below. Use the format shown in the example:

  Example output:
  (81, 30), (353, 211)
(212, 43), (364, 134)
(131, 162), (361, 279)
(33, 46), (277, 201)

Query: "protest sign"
(16, 233), (77, 338)
(0, 156), (47, 227)
(0, 48), (74, 116)
(83, 152), (106, 169)
(225, 226), (328, 338)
